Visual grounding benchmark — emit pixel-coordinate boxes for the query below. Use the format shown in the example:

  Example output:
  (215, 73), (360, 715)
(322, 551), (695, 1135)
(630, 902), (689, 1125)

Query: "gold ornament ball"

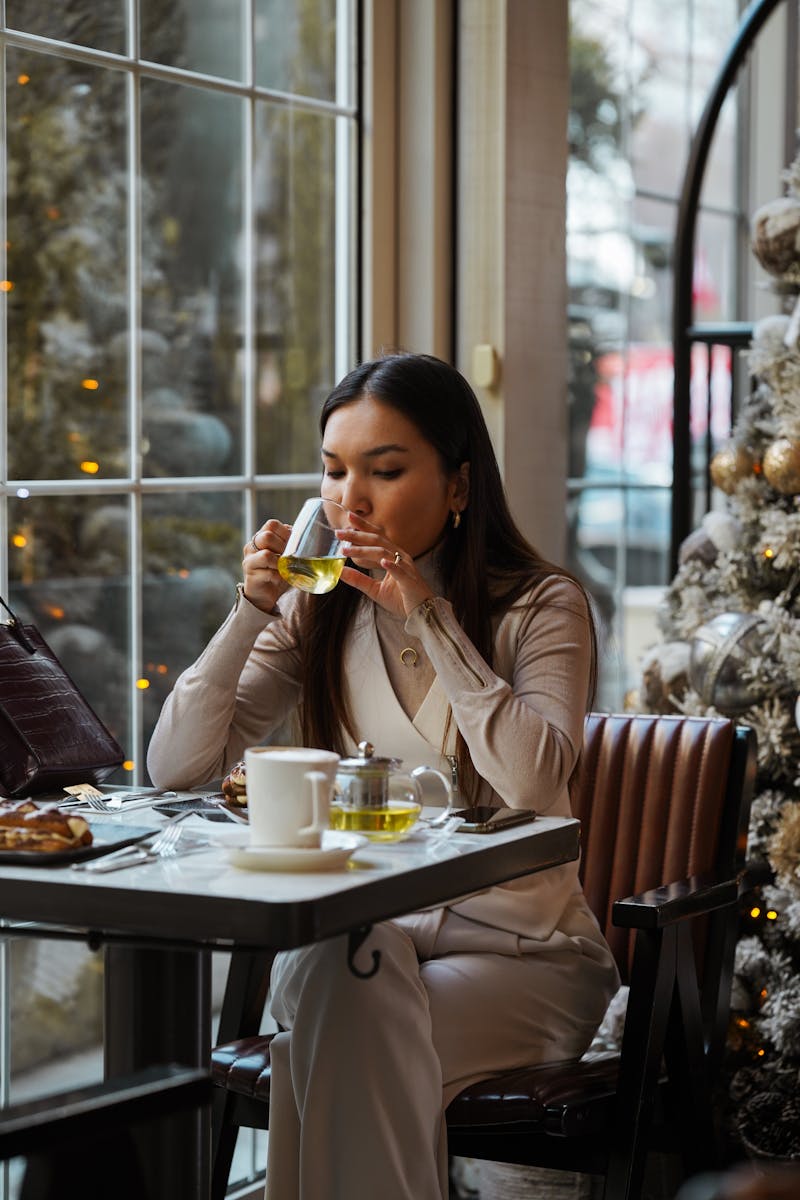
(710, 444), (754, 494)
(762, 437), (800, 494)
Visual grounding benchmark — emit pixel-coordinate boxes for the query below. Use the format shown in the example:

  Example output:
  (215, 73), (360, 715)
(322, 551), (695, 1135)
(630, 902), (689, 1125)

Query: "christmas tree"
(638, 158), (800, 1164)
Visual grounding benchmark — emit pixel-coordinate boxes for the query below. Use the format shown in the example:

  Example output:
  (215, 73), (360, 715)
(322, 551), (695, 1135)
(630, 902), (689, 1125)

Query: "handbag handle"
(0, 594), (35, 653)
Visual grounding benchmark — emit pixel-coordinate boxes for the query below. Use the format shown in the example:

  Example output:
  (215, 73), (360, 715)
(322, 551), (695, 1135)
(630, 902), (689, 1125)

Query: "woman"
(148, 352), (619, 1200)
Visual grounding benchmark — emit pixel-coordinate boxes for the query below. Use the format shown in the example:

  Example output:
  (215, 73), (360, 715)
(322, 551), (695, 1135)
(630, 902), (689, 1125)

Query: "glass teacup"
(277, 498), (348, 594)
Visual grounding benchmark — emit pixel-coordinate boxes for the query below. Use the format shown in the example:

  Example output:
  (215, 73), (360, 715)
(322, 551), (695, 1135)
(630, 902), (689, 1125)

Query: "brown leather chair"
(210, 712), (756, 1200)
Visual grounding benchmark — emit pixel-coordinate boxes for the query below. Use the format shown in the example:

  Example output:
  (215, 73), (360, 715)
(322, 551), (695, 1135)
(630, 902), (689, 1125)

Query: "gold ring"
(394, 551), (402, 565)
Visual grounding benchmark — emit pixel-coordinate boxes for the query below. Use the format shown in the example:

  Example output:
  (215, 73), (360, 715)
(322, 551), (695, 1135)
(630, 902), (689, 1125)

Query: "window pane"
(5, 0), (126, 55)
(568, 0), (626, 169)
(255, 0), (341, 101)
(569, 0), (744, 709)
(695, 209), (738, 321)
(6, 50), (128, 482)
(690, 0), (742, 131)
(140, 0), (245, 82)
(630, 194), (674, 344)
(255, 487), (316, 529)
(141, 491), (244, 757)
(10, 939), (103, 1095)
(254, 104), (344, 474)
(699, 89), (739, 213)
(572, 484), (672, 586)
(629, 0), (690, 198)
(140, 80), (244, 478)
(7, 493), (132, 769)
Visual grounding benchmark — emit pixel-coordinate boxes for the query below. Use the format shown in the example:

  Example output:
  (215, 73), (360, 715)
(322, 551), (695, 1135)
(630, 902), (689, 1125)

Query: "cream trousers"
(266, 908), (619, 1200)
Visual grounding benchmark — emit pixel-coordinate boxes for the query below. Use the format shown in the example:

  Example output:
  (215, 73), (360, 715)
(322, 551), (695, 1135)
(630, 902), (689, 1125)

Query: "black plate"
(0, 823), (157, 868)
(154, 796), (247, 823)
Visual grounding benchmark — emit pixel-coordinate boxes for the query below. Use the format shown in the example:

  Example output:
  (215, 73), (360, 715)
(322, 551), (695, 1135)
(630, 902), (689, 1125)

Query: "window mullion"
(127, 17), (143, 781)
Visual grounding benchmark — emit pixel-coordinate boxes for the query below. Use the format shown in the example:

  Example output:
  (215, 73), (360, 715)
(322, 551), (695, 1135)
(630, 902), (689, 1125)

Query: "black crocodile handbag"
(0, 596), (125, 797)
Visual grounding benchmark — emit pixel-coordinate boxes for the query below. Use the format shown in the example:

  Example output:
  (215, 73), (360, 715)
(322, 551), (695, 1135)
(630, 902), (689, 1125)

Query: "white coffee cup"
(243, 746), (340, 848)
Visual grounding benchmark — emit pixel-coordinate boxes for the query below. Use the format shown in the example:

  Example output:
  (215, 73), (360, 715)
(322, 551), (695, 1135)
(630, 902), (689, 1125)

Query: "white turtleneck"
(372, 549), (441, 720)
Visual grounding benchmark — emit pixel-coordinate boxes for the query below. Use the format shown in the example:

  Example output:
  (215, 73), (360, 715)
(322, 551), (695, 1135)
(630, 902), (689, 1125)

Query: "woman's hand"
(241, 520), (292, 613)
(336, 512), (435, 616)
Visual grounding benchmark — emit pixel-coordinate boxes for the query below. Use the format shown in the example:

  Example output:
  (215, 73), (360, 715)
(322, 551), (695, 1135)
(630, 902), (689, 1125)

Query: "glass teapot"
(329, 741), (453, 841)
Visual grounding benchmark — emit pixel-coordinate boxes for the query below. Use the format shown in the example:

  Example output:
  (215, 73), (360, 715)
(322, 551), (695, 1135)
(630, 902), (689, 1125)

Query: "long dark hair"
(299, 352), (596, 798)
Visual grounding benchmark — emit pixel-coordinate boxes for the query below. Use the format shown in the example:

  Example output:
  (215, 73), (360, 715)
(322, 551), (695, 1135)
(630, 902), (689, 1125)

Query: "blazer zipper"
(418, 598), (487, 688)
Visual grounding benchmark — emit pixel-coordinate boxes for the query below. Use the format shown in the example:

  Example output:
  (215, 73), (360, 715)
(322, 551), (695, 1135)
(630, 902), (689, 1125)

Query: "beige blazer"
(148, 576), (611, 949)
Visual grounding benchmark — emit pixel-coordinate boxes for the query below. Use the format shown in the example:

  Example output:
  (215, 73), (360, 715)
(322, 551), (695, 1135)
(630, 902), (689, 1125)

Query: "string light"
(750, 905), (761, 919)
(81, 379), (99, 390)
(11, 533), (26, 548)
(79, 461), (100, 474)
(764, 547), (775, 559)
(17, 74), (30, 85)
(766, 909), (778, 920)
(0, 281), (13, 292)
(122, 760), (135, 772)
(136, 678), (150, 690)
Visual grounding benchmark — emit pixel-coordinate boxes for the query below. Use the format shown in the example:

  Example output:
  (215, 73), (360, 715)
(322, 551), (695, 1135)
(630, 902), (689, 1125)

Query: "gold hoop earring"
(452, 511), (461, 529)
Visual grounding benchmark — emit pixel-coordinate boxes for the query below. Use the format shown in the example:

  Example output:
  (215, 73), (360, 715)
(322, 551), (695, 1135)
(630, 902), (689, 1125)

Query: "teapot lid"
(338, 740), (402, 773)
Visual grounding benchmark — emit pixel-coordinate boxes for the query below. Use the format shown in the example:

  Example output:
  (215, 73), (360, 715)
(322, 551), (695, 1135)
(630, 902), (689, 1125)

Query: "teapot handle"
(410, 765), (453, 808)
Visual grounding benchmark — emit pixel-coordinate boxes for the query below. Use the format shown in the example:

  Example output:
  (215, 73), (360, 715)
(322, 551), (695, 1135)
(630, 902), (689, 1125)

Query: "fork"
(64, 789), (176, 814)
(76, 810), (196, 873)
(146, 819), (186, 859)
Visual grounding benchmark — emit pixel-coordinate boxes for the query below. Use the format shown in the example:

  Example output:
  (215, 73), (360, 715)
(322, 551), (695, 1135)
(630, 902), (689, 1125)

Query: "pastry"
(0, 800), (93, 852)
(221, 761), (247, 806)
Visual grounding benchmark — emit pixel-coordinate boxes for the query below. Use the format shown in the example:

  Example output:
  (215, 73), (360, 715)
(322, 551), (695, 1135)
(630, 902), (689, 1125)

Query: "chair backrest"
(571, 712), (753, 983)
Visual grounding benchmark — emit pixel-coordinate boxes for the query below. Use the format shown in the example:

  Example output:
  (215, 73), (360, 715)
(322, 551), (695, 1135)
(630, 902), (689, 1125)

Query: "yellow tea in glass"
(277, 498), (347, 595)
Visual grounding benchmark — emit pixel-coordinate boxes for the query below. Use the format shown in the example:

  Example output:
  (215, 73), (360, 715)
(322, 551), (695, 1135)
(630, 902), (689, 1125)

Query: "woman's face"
(320, 393), (466, 558)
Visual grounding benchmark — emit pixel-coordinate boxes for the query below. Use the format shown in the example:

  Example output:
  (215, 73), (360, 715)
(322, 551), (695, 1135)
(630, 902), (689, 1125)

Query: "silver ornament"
(751, 197), (800, 278)
(689, 612), (768, 713)
(678, 527), (718, 567)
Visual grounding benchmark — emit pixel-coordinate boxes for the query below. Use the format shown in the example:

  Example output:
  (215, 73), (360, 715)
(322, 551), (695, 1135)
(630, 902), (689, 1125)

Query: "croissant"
(0, 801), (93, 852)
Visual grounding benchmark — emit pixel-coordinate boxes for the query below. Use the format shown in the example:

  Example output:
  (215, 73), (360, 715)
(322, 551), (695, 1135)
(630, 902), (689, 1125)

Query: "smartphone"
(453, 805), (537, 834)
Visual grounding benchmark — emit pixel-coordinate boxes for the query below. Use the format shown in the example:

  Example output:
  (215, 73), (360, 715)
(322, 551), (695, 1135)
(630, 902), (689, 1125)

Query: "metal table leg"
(105, 945), (211, 1200)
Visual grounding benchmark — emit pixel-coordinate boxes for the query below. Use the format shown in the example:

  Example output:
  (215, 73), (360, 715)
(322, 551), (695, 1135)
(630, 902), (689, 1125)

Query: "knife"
(81, 842), (209, 874)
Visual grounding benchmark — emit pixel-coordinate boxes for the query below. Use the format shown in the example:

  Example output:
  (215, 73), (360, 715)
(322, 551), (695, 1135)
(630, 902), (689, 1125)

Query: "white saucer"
(226, 831), (366, 873)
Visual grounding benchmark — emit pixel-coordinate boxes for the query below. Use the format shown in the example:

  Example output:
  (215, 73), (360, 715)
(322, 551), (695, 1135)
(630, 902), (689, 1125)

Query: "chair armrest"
(612, 871), (739, 930)
(739, 858), (772, 890)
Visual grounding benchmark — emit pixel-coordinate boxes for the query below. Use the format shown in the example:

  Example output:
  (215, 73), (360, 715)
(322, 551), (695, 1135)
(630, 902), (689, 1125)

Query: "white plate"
(226, 830), (366, 873)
